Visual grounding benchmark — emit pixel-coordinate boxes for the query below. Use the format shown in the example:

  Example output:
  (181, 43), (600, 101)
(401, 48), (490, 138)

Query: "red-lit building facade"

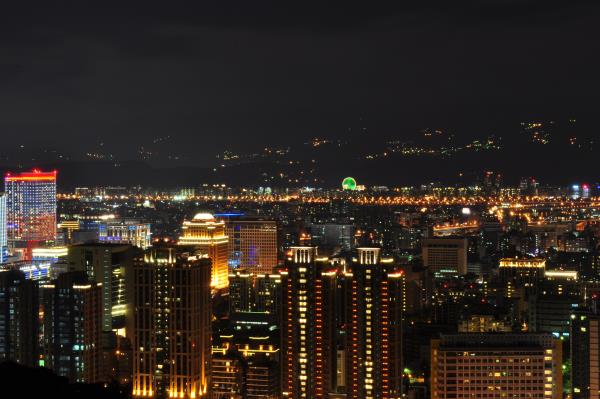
(4, 169), (57, 259)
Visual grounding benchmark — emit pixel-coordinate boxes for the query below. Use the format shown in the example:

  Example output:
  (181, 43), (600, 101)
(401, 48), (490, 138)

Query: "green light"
(342, 177), (357, 190)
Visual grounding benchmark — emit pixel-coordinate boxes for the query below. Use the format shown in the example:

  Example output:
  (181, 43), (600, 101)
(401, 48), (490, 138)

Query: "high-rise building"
(39, 271), (103, 383)
(225, 218), (278, 274)
(68, 243), (138, 333)
(179, 213), (229, 290)
(571, 310), (600, 398)
(228, 270), (282, 317)
(422, 237), (467, 278)
(0, 194), (7, 263)
(0, 270), (38, 366)
(98, 218), (152, 249)
(130, 245), (212, 398)
(5, 169), (57, 259)
(281, 246), (336, 398)
(346, 248), (405, 399)
(431, 333), (563, 399)
(281, 246), (405, 399)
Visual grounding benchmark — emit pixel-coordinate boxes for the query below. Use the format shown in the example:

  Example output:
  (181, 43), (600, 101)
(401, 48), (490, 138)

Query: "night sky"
(1, 1), (599, 167)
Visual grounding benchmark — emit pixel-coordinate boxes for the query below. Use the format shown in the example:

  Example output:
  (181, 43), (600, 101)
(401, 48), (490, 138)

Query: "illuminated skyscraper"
(5, 169), (57, 259)
(228, 270), (282, 317)
(281, 247), (405, 398)
(0, 194), (7, 263)
(130, 245), (212, 398)
(179, 213), (229, 290)
(39, 271), (103, 383)
(345, 248), (405, 399)
(68, 243), (138, 333)
(224, 218), (278, 274)
(281, 246), (336, 398)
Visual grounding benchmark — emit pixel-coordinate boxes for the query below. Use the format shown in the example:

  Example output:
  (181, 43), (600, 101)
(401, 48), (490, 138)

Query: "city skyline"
(2, 2), (600, 398)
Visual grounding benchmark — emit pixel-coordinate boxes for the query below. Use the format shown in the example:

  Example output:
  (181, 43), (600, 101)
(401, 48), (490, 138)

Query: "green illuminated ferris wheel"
(341, 177), (357, 190)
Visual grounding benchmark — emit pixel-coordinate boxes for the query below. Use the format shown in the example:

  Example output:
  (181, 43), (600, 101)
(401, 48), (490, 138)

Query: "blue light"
(214, 212), (245, 217)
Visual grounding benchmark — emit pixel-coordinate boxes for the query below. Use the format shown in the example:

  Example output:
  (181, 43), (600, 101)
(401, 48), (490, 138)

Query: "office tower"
(255, 273), (282, 317)
(281, 246), (336, 398)
(5, 169), (57, 259)
(228, 270), (282, 317)
(0, 270), (38, 366)
(68, 243), (138, 333)
(39, 271), (103, 383)
(225, 217), (278, 274)
(346, 248), (405, 399)
(98, 218), (152, 249)
(431, 333), (563, 399)
(528, 279), (580, 338)
(571, 310), (600, 398)
(229, 270), (254, 313)
(499, 257), (546, 287)
(211, 355), (245, 398)
(131, 245), (212, 398)
(179, 213), (229, 290)
(0, 194), (6, 263)
(421, 237), (467, 278)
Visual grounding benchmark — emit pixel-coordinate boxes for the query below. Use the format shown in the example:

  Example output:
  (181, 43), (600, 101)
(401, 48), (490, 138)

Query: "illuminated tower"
(178, 213), (229, 290)
(346, 248), (405, 399)
(39, 271), (103, 383)
(68, 243), (138, 333)
(5, 169), (57, 259)
(281, 247), (405, 398)
(224, 217), (278, 274)
(130, 245), (212, 398)
(0, 194), (7, 263)
(281, 246), (336, 398)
